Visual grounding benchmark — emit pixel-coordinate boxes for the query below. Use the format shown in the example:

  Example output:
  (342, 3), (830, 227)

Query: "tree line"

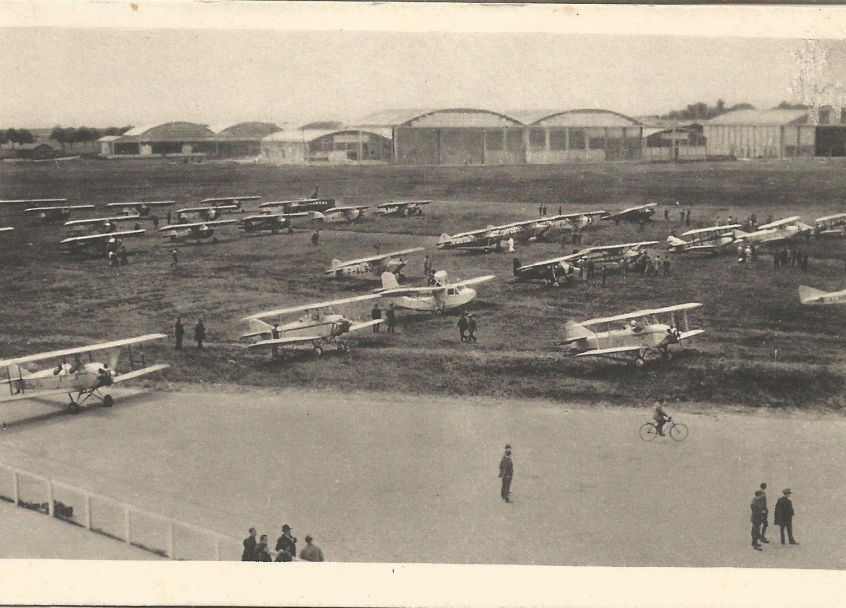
(49, 126), (133, 148)
(655, 100), (811, 122)
(0, 129), (36, 147)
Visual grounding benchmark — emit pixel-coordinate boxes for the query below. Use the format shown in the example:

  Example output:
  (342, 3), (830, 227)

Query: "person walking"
(271, 323), (280, 358)
(300, 534), (325, 562)
(171, 249), (178, 267)
(774, 488), (799, 545)
(467, 313), (477, 342)
(499, 445), (514, 503)
(174, 317), (185, 350)
(751, 489), (766, 551)
(152, 215), (159, 230)
(242, 527), (258, 561)
(275, 524), (297, 561)
(457, 311), (469, 343)
(311, 230), (320, 246)
(759, 483), (770, 544)
(371, 303), (382, 332)
(385, 303), (396, 334)
(194, 319), (206, 349)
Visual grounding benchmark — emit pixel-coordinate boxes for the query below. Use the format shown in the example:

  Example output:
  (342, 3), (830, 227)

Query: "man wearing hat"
(275, 524), (297, 561)
(774, 488), (799, 546)
(499, 445), (514, 503)
(300, 534), (325, 562)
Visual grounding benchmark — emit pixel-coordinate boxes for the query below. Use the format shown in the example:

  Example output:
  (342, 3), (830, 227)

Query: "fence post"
(124, 506), (131, 544)
(47, 480), (55, 516)
(167, 520), (175, 559)
(11, 470), (19, 505)
(214, 536), (221, 561)
(84, 493), (92, 530)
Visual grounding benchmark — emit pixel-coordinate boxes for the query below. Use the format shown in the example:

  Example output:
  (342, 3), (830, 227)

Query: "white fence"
(0, 462), (243, 560)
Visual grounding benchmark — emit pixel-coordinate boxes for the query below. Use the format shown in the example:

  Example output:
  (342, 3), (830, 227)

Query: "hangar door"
(395, 128), (439, 165)
(439, 128), (485, 165)
(816, 127), (846, 157)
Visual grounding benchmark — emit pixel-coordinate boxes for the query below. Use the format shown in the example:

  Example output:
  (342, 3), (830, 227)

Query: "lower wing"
(573, 345), (643, 357)
(112, 364), (170, 383)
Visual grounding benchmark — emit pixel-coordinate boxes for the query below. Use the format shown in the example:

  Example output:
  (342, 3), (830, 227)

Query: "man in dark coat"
(271, 323), (280, 359)
(174, 318), (185, 350)
(750, 490), (766, 550)
(499, 446), (514, 503)
(457, 312), (469, 343)
(194, 319), (206, 349)
(275, 524), (297, 561)
(242, 527), (257, 561)
(254, 534), (273, 562)
(467, 313), (477, 342)
(759, 483), (770, 543)
(774, 488), (799, 545)
(371, 304), (382, 333)
(385, 303), (396, 334)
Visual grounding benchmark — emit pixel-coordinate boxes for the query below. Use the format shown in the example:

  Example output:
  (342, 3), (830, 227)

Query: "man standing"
(507, 237), (515, 253)
(194, 319), (206, 349)
(457, 311), (469, 343)
(300, 534), (325, 562)
(254, 534), (273, 562)
(467, 313), (477, 342)
(499, 445), (514, 503)
(386, 303), (396, 334)
(423, 255), (432, 277)
(171, 249), (178, 267)
(664, 208), (670, 221)
(774, 488), (799, 545)
(685, 209), (691, 227)
(759, 483), (770, 543)
(174, 317), (185, 350)
(751, 489), (766, 551)
(311, 230), (320, 246)
(242, 527), (257, 561)
(271, 323), (280, 358)
(275, 524), (297, 561)
(371, 303), (382, 332)
(166, 209), (172, 225)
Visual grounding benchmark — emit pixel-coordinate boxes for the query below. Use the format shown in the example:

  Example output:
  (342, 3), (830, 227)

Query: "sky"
(0, 3), (840, 129)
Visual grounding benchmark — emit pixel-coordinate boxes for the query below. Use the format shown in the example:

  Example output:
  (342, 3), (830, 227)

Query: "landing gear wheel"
(337, 342), (348, 353)
(542, 279), (549, 287)
(634, 357), (645, 368)
(314, 346), (323, 357)
(662, 350), (673, 362)
(68, 401), (81, 415)
(552, 281), (560, 288)
(669, 423), (689, 441)
(102, 394), (114, 408)
(639, 423), (658, 441)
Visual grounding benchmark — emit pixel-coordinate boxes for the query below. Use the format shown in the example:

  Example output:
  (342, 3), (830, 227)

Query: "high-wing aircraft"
(241, 294), (383, 357)
(499, 212), (607, 243)
(238, 212), (309, 234)
(23, 204), (96, 223)
(0, 334), (169, 414)
(373, 201), (432, 217)
(814, 213), (846, 237)
(200, 196), (260, 210)
(324, 247), (425, 279)
(376, 270), (495, 313)
(601, 203), (657, 224)
(310, 206), (370, 223)
(512, 255), (577, 287)
(104, 200), (175, 216)
(734, 217), (813, 248)
(562, 303), (704, 367)
(666, 224), (742, 255)
(436, 224), (524, 253)
(259, 198), (337, 213)
(799, 285), (846, 305)
(60, 229), (146, 253)
(571, 241), (658, 270)
(158, 219), (238, 243)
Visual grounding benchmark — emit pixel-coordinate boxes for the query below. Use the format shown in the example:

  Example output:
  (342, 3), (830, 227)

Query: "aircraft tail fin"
(242, 318), (274, 339)
(561, 320), (595, 344)
(2, 364), (31, 381)
(330, 259), (342, 270)
(438, 233), (451, 244)
(513, 258), (522, 276)
(799, 285), (826, 304)
(666, 235), (685, 250)
(380, 271), (400, 291)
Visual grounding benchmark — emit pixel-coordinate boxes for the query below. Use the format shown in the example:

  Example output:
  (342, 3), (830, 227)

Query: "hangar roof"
(706, 109), (809, 126)
(353, 108), (522, 128)
(263, 128), (393, 144)
(209, 122), (283, 139)
(353, 109), (438, 127)
(514, 109), (642, 127)
(117, 122), (215, 142)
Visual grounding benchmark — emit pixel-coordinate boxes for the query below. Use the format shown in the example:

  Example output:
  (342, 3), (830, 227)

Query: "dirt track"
(0, 387), (843, 568)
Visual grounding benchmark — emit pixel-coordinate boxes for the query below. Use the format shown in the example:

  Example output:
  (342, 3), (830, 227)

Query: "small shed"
(15, 143), (55, 160)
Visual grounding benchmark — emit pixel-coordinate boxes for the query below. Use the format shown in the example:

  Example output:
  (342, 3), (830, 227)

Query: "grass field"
(2, 158), (846, 408)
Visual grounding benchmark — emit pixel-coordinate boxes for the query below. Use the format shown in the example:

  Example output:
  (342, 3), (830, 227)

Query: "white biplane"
(200, 196), (260, 210)
(241, 295), (384, 357)
(259, 198), (337, 213)
(310, 206), (370, 223)
(60, 228), (146, 254)
(666, 224), (742, 255)
(601, 203), (657, 224)
(734, 216), (813, 248)
(0, 198), (67, 206)
(23, 204), (96, 223)
(174, 206), (239, 222)
(325, 247), (425, 279)
(814, 213), (846, 237)
(64, 214), (144, 234)
(373, 201), (432, 217)
(158, 219), (238, 243)
(104, 200), (175, 216)
(238, 212), (309, 234)
(562, 303), (704, 367)
(0, 334), (169, 414)
(376, 270), (495, 313)
(799, 285), (846, 306)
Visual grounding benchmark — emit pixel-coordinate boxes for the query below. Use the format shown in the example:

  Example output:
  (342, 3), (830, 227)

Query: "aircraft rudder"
(562, 320), (595, 343)
(380, 271), (400, 290)
(798, 285), (825, 304)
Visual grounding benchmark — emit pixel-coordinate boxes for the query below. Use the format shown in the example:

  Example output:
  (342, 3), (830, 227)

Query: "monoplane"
(373, 201), (432, 217)
(324, 247), (425, 279)
(376, 271), (495, 313)
(562, 303), (704, 367)
(241, 295), (383, 357)
(501, 212), (607, 243)
(512, 255), (576, 287)
(799, 285), (846, 305)
(601, 203), (657, 224)
(0, 334), (169, 414)
(436, 224), (523, 253)
(666, 224), (742, 255)
(104, 201), (175, 216)
(158, 219), (238, 243)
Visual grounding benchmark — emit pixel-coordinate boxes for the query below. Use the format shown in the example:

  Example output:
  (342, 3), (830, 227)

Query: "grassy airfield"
(1, 158), (846, 409)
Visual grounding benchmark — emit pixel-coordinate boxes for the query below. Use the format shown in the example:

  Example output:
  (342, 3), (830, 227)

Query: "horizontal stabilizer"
(799, 285), (826, 304)
(349, 319), (382, 332)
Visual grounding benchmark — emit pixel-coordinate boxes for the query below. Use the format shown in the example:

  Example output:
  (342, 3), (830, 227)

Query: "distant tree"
(73, 126), (101, 146)
(104, 127), (119, 136)
(0, 130), (8, 147)
(716, 99), (726, 113)
(63, 127), (77, 147)
(774, 101), (809, 110)
(118, 125), (133, 135)
(659, 100), (755, 122)
(50, 126), (68, 149)
(300, 121), (344, 130)
(5, 128), (18, 148)
(729, 103), (755, 112)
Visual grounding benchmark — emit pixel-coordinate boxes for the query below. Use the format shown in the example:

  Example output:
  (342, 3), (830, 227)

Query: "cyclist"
(653, 400), (671, 436)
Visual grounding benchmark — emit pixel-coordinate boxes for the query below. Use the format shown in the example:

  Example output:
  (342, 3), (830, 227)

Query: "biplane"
(799, 285), (846, 305)
(666, 224), (742, 255)
(562, 303), (704, 367)
(241, 295), (383, 357)
(0, 198), (68, 206)
(0, 334), (169, 414)
(734, 216), (813, 248)
(325, 247), (425, 279)
(373, 201), (432, 217)
(814, 213), (846, 237)
(238, 212), (309, 234)
(376, 270), (495, 313)
(64, 214), (144, 234)
(601, 203), (657, 224)
(571, 241), (658, 271)
(259, 198), (337, 213)
(104, 201), (175, 216)
(174, 206), (239, 222)
(60, 229), (146, 254)
(158, 219), (238, 243)
(512, 255), (576, 287)
(23, 204), (96, 223)
(200, 196), (260, 210)
(310, 206), (370, 223)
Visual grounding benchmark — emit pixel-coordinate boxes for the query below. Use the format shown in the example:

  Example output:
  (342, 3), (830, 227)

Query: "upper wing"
(329, 247), (426, 269)
(242, 294), (381, 321)
(159, 219), (238, 231)
(0, 198), (67, 205)
(0, 227), (13, 233)
(330, 205), (370, 212)
(584, 241), (659, 255)
(348, 319), (383, 332)
(175, 206), (239, 214)
(517, 255), (580, 271)
(380, 275), (495, 295)
(105, 201), (175, 208)
(758, 216), (801, 230)
(60, 229), (146, 245)
(64, 215), (142, 226)
(449, 275), (496, 289)
(24, 205), (95, 213)
(247, 335), (325, 349)
(0, 334), (168, 368)
(579, 303), (702, 327)
(201, 196), (261, 204)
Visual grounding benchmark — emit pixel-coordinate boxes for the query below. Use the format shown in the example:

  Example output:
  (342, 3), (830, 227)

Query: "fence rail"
(0, 462), (243, 560)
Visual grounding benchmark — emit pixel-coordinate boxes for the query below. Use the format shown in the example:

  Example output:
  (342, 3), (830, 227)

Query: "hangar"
(261, 129), (392, 164)
(99, 122), (216, 156)
(704, 108), (846, 159)
(210, 122), (282, 158)
(641, 123), (706, 162)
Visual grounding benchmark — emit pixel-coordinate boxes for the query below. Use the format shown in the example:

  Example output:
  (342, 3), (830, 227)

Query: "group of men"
(457, 311), (478, 343)
(106, 238), (128, 267)
(241, 524), (325, 562)
(751, 482), (798, 551)
(773, 246), (809, 271)
(370, 303), (397, 333)
(174, 317), (206, 350)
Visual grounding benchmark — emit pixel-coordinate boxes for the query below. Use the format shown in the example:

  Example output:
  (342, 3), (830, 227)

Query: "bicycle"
(639, 418), (688, 441)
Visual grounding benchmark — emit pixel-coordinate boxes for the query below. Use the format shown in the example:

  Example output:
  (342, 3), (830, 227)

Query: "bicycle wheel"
(639, 422), (659, 441)
(669, 422), (689, 441)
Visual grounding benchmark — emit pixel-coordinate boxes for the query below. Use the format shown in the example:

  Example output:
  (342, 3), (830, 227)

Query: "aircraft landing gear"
(313, 346), (324, 357)
(661, 349), (673, 362)
(102, 394), (114, 407)
(337, 342), (348, 353)
(634, 357), (645, 368)
(68, 401), (81, 415)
